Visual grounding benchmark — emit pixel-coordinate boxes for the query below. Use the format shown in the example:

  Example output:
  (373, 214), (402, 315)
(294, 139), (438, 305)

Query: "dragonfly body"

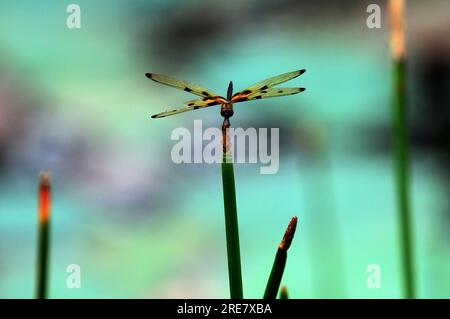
(146, 69), (305, 119)
(220, 81), (235, 119)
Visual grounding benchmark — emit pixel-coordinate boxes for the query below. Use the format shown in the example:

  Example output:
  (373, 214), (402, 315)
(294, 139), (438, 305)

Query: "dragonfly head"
(220, 102), (233, 118)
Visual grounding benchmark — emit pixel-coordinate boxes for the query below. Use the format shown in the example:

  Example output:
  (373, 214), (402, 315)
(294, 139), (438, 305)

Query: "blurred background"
(0, 0), (449, 298)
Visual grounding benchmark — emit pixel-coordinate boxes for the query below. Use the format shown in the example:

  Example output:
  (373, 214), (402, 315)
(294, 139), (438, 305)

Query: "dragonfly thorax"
(220, 102), (234, 118)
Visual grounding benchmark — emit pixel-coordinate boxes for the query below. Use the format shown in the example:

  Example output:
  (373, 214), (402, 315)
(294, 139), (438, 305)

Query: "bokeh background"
(0, 0), (449, 298)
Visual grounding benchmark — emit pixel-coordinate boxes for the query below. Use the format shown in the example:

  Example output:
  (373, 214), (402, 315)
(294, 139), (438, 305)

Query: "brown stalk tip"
(279, 216), (298, 251)
(38, 171), (52, 223)
(39, 171), (51, 189)
(389, 0), (406, 60)
(280, 285), (289, 298)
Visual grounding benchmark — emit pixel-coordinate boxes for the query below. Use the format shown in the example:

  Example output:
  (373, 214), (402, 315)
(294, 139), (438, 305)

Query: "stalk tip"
(389, 0), (406, 60)
(279, 216), (298, 251)
(39, 171), (51, 188)
(38, 171), (52, 223)
(280, 285), (289, 299)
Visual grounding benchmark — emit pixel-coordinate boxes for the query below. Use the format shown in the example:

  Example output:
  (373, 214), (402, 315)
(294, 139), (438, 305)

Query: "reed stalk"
(221, 117), (243, 299)
(389, 0), (415, 299)
(263, 216), (298, 299)
(36, 172), (52, 299)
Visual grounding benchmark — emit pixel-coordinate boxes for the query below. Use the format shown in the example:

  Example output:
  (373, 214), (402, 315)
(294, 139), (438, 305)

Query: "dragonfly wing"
(151, 107), (197, 118)
(183, 96), (227, 106)
(146, 73), (220, 98)
(244, 87), (305, 101)
(231, 69), (305, 103)
(151, 97), (224, 118)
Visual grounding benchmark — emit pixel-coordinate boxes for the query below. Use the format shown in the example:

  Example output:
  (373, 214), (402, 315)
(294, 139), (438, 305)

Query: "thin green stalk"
(264, 216), (298, 299)
(389, 0), (415, 299)
(37, 222), (50, 299)
(221, 118), (243, 299)
(36, 172), (52, 299)
(392, 59), (415, 299)
(298, 141), (346, 297)
(279, 285), (289, 299)
(264, 250), (286, 299)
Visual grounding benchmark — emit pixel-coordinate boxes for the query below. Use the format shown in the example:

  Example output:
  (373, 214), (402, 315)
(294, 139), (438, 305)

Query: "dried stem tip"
(280, 285), (289, 299)
(389, 0), (406, 60)
(38, 171), (52, 223)
(279, 216), (298, 251)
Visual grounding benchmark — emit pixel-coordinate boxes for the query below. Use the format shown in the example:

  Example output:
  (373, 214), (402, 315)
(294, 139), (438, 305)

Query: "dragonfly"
(146, 69), (306, 119)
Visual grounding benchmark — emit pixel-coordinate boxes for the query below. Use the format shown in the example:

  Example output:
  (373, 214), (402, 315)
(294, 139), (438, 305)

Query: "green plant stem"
(36, 172), (51, 299)
(36, 220), (50, 299)
(264, 216), (297, 299)
(221, 118), (243, 299)
(392, 58), (415, 299)
(299, 144), (347, 297)
(264, 250), (287, 299)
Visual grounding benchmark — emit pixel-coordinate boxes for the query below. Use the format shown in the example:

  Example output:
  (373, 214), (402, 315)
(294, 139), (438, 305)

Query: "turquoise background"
(0, 0), (448, 298)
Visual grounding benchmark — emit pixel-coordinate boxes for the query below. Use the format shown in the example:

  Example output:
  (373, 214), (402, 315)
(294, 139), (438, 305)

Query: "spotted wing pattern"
(231, 69), (305, 103)
(146, 73), (220, 98)
(147, 69), (306, 118)
(151, 96), (226, 118)
(244, 87), (305, 101)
